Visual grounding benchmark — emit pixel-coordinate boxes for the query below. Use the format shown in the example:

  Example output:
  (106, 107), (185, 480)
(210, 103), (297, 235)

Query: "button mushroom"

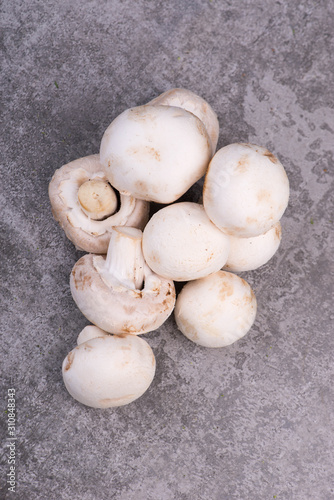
(76, 325), (110, 345)
(224, 222), (282, 272)
(148, 88), (219, 155)
(203, 143), (289, 237)
(48, 154), (149, 253)
(70, 226), (176, 334)
(174, 271), (257, 348)
(142, 202), (230, 281)
(99, 105), (212, 204)
(62, 333), (156, 408)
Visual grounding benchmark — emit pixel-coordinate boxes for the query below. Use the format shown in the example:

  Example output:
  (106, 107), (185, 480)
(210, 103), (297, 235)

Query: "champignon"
(148, 88), (219, 155)
(174, 271), (257, 348)
(48, 154), (149, 253)
(76, 325), (110, 345)
(203, 143), (289, 237)
(99, 105), (212, 204)
(224, 222), (282, 272)
(62, 333), (156, 408)
(142, 202), (230, 281)
(70, 226), (176, 334)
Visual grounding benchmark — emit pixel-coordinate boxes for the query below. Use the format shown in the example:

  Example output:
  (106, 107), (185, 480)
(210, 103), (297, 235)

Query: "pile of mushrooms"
(49, 88), (289, 408)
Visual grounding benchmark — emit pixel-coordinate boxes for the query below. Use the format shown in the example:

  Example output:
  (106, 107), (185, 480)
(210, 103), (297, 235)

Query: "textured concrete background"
(1, 1), (333, 499)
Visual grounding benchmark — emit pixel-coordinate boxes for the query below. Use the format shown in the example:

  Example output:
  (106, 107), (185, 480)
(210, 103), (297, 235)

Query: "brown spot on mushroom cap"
(149, 253), (161, 264)
(127, 145), (161, 162)
(263, 149), (278, 164)
(242, 288), (256, 306)
(121, 323), (141, 334)
(257, 189), (272, 203)
(83, 343), (93, 351)
(123, 304), (136, 315)
(219, 281), (234, 300)
(222, 226), (246, 236)
(71, 266), (92, 291)
(246, 217), (258, 226)
(201, 101), (209, 114)
(206, 252), (215, 263)
(64, 351), (74, 371)
(236, 154), (249, 173)
(275, 223), (282, 239)
(134, 180), (149, 196)
(117, 333), (130, 339)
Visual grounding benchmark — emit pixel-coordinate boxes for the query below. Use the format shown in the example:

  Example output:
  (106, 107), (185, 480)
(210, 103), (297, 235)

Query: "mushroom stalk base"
(78, 179), (118, 220)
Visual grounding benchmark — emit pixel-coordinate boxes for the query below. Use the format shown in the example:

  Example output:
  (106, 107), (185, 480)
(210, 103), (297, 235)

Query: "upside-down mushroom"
(49, 154), (149, 253)
(70, 226), (176, 334)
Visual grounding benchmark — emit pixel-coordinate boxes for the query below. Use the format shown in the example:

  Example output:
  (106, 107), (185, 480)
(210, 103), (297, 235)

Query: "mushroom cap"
(77, 325), (110, 345)
(175, 271), (257, 348)
(48, 154), (149, 253)
(224, 221), (282, 272)
(70, 253), (176, 334)
(148, 88), (219, 155)
(99, 105), (212, 204)
(62, 334), (156, 408)
(142, 202), (230, 281)
(203, 143), (290, 237)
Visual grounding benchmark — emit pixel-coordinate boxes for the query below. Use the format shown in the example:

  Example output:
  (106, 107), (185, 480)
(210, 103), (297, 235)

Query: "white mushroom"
(62, 333), (156, 408)
(203, 143), (290, 237)
(76, 325), (110, 345)
(49, 154), (150, 253)
(142, 202), (230, 282)
(70, 226), (176, 334)
(174, 271), (257, 348)
(148, 88), (219, 154)
(224, 222), (282, 272)
(99, 105), (212, 204)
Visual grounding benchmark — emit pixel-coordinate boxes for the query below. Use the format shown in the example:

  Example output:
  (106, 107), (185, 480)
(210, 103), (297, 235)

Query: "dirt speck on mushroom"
(64, 351), (74, 371)
(263, 149), (279, 164)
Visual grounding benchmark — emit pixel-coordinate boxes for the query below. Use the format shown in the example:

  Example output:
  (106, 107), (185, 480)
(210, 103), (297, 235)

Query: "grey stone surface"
(1, 0), (333, 498)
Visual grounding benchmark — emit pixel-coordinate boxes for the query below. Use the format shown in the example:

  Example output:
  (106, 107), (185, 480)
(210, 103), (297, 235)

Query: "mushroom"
(48, 154), (150, 253)
(203, 143), (289, 237)
(62, 333), (156, 408)
(70, 226), (176, 334)
(174, 271), (257, 348)
(76, 325), (110, 345)
(224, 222), (282, 272)
(142, 202), (230, 281)
(99, 105), (212, 204)
(148, 88), (219, 155)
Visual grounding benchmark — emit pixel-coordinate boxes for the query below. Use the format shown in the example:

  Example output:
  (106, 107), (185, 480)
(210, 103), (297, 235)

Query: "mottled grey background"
(1, 1), (333, 499)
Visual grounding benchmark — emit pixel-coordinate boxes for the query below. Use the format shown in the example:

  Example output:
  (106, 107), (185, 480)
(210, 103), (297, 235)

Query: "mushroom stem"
(78, 179), (118, 220)
(102, 227), (145, 290)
